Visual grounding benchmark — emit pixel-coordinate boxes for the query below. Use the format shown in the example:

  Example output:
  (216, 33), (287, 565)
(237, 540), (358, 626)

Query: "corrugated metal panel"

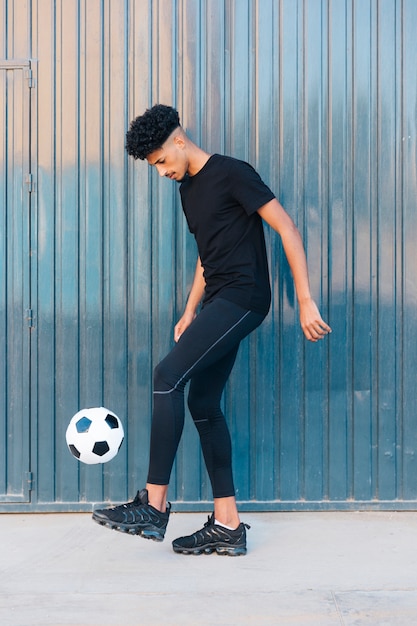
(0, 0), (416, 511)
(0, 59), (31, 502)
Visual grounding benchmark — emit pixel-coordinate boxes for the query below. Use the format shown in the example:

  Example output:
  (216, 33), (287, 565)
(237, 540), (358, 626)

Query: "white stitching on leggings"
(153, 310), (251, 395)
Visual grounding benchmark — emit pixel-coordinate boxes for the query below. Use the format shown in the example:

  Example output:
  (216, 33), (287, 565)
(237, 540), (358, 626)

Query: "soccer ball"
(66, 407), (124, 464)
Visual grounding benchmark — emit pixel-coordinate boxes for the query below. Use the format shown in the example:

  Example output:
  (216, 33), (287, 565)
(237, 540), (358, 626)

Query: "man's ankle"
(146, 484), (168, 513)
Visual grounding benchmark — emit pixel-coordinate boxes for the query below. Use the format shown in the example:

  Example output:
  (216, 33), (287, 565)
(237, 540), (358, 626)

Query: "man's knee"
(187, 390), (205, 419)
(153, 359), (172, 392)
(188, 391), (223, 426)
(154, 356), (187, 393)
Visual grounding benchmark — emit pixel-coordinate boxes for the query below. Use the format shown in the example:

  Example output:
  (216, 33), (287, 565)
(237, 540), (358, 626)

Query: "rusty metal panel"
(0, 0), (416, 511)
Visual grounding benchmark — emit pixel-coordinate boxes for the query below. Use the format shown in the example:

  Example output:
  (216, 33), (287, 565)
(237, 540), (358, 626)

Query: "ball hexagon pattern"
(66, 407), (124, 464)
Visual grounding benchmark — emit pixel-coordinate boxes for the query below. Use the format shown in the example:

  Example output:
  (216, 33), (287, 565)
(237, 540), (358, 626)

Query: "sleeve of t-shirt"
(228, 159), (276, 215)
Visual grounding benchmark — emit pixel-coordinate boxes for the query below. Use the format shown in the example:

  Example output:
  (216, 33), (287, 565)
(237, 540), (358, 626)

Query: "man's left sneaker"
(92, 488), (170, 541)
(172, 513), (250, 556)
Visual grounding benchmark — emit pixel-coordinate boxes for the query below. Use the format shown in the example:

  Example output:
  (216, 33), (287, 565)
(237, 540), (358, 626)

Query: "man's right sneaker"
(92, 488), (170, 542)
(172, 513), (250, 556)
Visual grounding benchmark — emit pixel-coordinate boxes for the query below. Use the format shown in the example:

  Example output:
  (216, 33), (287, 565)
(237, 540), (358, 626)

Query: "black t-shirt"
(179, 154), (275, 315)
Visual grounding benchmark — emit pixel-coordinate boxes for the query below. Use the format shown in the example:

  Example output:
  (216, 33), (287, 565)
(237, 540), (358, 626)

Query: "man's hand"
(299, 298), (331, 342)
(174, 257), (205, 342)
(174, 310), (196, 342)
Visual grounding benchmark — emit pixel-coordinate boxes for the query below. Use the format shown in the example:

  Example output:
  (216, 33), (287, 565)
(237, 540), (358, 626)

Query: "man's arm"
(174, 257), (206, 342)
(257, 198), (331, 342)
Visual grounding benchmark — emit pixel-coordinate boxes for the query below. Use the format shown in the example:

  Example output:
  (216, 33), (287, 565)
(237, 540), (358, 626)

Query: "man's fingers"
(303, 320), (332, 342)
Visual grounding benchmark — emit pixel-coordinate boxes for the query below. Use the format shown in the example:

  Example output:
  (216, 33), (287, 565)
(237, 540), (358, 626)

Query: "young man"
(92, 104), (331, 555)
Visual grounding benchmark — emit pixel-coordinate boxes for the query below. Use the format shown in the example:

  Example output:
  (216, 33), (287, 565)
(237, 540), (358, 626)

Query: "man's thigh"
(156, 299), (264, 387)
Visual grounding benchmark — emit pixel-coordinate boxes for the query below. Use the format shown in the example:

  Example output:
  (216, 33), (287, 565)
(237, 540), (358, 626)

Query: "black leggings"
(147, 298), (266, 498)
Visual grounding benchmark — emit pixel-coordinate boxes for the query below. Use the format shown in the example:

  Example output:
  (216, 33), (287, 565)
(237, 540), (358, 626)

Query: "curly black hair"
(125, 104), (181, 160)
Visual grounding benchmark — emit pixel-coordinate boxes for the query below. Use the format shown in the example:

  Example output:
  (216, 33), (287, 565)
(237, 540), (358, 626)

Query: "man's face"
(146, 133), (188, 181)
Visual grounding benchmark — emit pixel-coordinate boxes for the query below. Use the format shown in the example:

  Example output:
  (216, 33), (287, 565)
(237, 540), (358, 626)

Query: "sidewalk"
(1, 510), (417, 625)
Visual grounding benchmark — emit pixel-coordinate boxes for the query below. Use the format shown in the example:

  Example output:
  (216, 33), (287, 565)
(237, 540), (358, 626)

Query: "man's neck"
(187, 144), (211, 176)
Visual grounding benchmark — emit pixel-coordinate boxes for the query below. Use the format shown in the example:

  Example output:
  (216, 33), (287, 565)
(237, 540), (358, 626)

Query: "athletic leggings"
(147, 298), (266, 498)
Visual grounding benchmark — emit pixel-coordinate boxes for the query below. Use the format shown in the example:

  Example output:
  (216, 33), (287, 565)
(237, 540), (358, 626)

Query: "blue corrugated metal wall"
(0, 0), (416, 511)
(0, 58), (32, 503)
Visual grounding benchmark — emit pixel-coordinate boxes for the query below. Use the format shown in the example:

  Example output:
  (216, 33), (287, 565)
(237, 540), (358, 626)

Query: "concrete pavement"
(1, 510), (417, 625)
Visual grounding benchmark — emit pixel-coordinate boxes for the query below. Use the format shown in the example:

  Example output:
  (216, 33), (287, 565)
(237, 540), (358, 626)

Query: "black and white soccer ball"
(66, 407), (124, 464)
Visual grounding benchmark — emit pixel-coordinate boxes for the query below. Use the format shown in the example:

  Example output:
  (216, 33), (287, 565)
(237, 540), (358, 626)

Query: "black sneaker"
(92, 488), (170, 542)
(172, 513), (250, 556)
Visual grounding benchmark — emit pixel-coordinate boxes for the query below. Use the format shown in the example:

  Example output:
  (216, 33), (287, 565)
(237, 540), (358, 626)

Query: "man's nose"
(156, 164), (166, 177)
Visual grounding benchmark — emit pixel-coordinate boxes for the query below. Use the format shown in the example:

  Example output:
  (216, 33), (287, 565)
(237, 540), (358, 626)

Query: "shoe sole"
(172, 543), (246, 556)
(92, 515), (165, 542)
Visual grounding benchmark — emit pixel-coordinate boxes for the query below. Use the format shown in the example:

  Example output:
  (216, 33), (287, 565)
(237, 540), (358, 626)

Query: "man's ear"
(173, 133), (186, 149)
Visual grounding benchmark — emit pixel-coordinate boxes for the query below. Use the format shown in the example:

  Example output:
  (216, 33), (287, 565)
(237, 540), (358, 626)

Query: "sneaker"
(172, 513), (250, 556)
(92, 488), (170, 542)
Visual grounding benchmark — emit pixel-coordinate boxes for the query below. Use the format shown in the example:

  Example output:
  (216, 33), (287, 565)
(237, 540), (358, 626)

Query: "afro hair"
(125, 104), (181, 160)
